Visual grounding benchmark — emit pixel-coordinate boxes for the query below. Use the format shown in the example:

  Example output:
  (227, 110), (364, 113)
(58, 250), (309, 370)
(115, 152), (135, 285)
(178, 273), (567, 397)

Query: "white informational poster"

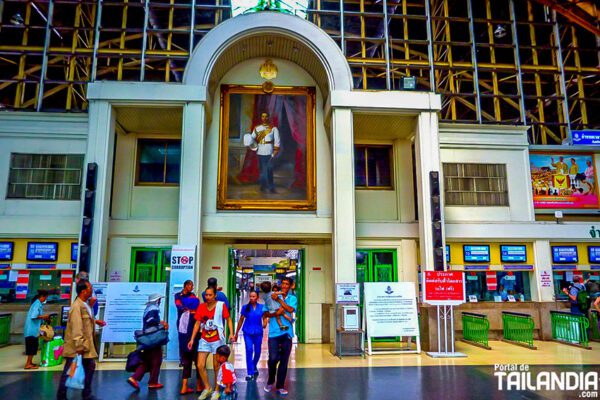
(101, 282), (166, 343)
(364, 282), (419, 338)
(336, 283), (360, 303)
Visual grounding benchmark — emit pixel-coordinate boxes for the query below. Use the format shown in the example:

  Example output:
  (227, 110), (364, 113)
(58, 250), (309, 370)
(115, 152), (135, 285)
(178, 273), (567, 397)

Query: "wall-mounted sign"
(336, 283), (360, 303)
(500, 245), (527, 263)
(551, 246), (578, 263)
(572, 130), (600, 146)
(27, 242), (58, 262)
(540, 271), (552, 288)
(0, 242), (14, 261)
(530, 153), (599, 209)
(463, 245), (490, 263)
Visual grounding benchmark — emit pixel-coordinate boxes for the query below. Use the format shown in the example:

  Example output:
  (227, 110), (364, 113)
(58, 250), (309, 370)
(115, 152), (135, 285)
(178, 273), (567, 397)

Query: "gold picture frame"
(217, 84), (316, 210)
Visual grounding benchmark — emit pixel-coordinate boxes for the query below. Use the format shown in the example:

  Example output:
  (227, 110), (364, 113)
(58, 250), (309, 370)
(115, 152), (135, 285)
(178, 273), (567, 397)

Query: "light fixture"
(494, 24), (507, 39)
(11, 12), (24, 26)
(401, 76), (417, 90)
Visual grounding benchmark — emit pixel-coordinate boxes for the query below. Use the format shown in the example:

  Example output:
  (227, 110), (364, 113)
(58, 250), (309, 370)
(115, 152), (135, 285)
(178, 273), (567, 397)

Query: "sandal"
(24, 365), (39, 370)
(180, 388), (194, 395)
(127, 377), (140, 390)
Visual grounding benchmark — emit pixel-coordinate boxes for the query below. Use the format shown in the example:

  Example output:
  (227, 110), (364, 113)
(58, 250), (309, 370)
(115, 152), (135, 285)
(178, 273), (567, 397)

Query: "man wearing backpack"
(562, 276), (588, 315)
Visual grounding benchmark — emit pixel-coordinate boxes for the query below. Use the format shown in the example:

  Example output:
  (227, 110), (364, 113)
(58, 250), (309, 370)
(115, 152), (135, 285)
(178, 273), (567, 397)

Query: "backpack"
(574, 285), (590, 313)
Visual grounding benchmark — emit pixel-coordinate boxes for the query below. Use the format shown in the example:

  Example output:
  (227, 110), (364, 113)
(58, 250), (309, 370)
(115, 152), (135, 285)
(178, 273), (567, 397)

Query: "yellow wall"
(3, 238), (77, 264)
(448, 242), (534, 267)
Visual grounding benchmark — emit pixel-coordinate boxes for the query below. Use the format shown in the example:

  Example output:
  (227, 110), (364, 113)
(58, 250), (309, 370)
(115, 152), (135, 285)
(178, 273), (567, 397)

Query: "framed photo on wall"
(217, 85), (316, 210)
(530, 152), (599, 209)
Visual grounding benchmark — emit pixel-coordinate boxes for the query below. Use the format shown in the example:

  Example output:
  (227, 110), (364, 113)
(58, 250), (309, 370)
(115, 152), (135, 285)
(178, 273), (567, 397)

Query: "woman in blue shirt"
(24, 290), (50, 369)
(233, 291), (267, 381)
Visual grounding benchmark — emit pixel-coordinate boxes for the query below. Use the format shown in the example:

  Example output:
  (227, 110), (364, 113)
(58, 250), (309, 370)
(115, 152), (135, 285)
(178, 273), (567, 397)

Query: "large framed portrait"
(217, 85), (316, 210)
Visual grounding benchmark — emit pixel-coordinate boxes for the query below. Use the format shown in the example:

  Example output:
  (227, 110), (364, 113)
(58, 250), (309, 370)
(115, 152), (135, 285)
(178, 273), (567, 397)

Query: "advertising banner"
(101, 282), (166, 343)
(167, 245), (196, 360)
(530, 153), (598, 209)
(423, 271), (465, 305)
(364, 282), (419, 338)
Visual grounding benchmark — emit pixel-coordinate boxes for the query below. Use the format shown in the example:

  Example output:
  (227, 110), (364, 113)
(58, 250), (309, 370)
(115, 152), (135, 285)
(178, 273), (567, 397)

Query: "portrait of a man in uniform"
(217, 85), (316, 210)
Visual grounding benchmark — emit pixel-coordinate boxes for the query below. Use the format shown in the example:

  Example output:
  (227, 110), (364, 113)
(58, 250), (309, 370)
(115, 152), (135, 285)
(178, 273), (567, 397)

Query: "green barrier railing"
(550, 310), (591, 349)
(461, 312), (491, 350)
(502, 311), (537, 350)
(0, 313), (11, 346)
(590, 310), (600, 342)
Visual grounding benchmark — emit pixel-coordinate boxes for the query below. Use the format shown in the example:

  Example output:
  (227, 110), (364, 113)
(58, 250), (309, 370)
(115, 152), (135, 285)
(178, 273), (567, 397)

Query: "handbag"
(65, 355), (85, 390)
(39, 324), (55, 342)
(134, 325), (169, 350)
(125, 349), (143, 372)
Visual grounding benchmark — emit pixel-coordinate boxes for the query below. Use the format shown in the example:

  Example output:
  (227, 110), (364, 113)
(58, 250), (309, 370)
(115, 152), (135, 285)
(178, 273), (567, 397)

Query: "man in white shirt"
(249, 112), (281, 193)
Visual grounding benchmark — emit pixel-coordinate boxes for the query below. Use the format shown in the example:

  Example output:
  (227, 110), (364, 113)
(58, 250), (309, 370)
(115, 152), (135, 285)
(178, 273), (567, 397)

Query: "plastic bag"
(65, 355), (85, 390)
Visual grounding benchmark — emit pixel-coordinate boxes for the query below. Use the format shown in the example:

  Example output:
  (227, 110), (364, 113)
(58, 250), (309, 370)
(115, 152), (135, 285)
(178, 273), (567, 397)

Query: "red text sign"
(423, 271), (465, 304)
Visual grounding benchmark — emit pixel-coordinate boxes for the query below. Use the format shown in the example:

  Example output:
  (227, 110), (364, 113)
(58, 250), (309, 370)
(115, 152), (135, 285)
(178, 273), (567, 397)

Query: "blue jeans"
(258, 155), (274, 190)
(244, 333), (263, 376)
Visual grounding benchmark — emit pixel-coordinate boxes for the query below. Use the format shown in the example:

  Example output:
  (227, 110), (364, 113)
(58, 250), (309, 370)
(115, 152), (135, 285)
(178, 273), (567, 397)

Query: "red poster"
(423, 271), (465, 304)
(486, 272), (497, 291)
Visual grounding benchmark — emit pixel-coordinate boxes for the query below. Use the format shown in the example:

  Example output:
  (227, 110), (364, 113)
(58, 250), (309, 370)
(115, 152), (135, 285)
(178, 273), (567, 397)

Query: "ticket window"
(465, 271), (532, 301)
(553, 271), (598, 301)
(0, 270), (71, 304)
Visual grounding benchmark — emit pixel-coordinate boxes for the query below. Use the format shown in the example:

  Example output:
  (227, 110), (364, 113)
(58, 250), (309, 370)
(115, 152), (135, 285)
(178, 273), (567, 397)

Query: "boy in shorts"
(260, 281), (293, 331)
(214, 345), (237, 400)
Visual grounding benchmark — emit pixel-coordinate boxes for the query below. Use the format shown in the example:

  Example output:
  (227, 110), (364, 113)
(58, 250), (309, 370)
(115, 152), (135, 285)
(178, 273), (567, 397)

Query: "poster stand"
(426, 304), (466, 358)
(422, 271), (467, 358)
(363, 282), (421, 356)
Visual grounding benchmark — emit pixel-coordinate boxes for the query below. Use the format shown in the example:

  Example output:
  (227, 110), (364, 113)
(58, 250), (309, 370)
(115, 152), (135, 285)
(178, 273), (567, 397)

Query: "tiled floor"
(0, 340), (598, 399)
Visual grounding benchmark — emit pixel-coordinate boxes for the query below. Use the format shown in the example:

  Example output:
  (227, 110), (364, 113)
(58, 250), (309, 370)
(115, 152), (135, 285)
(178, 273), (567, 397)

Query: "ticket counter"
(447, 242), (534, 302)
(550, 242), (600, 300)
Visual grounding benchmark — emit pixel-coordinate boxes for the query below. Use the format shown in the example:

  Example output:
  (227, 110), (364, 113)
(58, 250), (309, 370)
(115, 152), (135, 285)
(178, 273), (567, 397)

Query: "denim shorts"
(197, 338), (225, 354)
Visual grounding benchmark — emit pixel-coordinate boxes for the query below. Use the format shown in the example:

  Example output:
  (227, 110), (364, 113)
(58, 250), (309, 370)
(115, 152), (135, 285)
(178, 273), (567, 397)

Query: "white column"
(85, 100), (115, 282)
(414, 111), (442, 271)
(532, 240), (554, 302)
(400, 239), (419, 293)
(331, 108), (356, 283)
(177, 102), (205, 282)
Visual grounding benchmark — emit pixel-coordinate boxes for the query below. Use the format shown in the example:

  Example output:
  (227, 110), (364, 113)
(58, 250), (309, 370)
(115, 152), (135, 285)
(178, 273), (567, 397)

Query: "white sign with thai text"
(364, 282), (419, 338)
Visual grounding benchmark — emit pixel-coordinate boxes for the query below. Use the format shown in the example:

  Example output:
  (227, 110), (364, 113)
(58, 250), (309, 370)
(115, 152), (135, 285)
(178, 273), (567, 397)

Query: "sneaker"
(245, 375), (254, 381)
(210, 391), (220, 400)
(278, 388), (289, 396)
(253, 371), (259, 378)
(198, 389), (213, 400)
(264, 384), (273, 393)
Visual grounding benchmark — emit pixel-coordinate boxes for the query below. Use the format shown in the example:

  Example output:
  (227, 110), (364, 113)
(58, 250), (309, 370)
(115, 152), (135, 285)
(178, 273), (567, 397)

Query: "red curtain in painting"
(236, 95), (306, 188)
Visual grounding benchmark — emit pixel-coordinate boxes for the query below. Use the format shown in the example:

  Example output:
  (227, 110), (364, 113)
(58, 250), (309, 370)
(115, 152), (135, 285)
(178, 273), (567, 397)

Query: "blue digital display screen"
(588, 247), (600, 264)
(552, 246), (578, 264)
(446, 245), (450, 263)
(71, 243), (78, 262)
(0, 242), (13, 261)
(27, 242), (58, 262)
(501, 245), (527, 263)
(463, 245), (490, 263)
